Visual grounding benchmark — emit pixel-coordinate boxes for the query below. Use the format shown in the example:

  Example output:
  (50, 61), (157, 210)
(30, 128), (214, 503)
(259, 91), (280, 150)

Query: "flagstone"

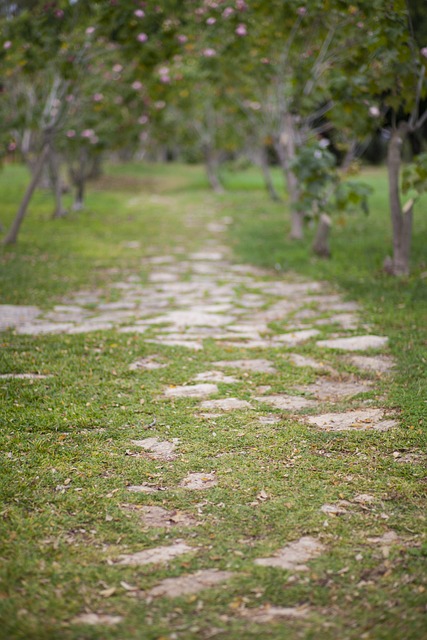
(317, 335), (388, 351)
(272, 329), (320, 345)
(146, 339), (203, 350)
(0, 373), (50, 379)
(164, 383), (218, 398)
(0, 304), (41, 331)
(130, 437), (179, 460)
(147, 569), (234, 598)
(200, 398), (252, 411)
(314, 313), (359, 329)
(306, 409), (397, 431)
(240, 605), (309, 623)
(193, 371), (239, 383)
(124, 505), (197, 528)
(116, 542), (194, 566)
(16, 322), (75, 335)
(254, 395), (317, 410)
(127, 484), (166, 494)
(213, 359), (277, 374)
(180, 472), (217, 489)
(348, 355), (394, 374)
(68, 322), (114, 334)
(255, 536), (325, 571)
(71, 613), (123, 626)
(287, 354), (333, 371)
(298, 378), (373, 401)
(129, 356), (167, 371)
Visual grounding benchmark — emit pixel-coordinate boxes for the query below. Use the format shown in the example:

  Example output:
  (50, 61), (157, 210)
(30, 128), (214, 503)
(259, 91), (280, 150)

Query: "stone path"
(2, 219), (406, 632)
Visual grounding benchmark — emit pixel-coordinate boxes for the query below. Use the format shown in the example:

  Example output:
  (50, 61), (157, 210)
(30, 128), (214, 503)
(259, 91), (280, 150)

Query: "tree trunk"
(259, 147), (281, 201)
(312, 213), (332, 258)
(3, 143), (50, 245)
(73, 179), (85, 211)
(204, 145), (224, 194)
(49, 148), (67, 218)
(274, 114), (304, 239)
(87, 154), (103, 180)
(386, 124), (412, 276)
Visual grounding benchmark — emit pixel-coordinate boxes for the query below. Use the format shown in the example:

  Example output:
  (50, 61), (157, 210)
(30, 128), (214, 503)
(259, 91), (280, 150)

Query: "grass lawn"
(0, 161), (426, 639)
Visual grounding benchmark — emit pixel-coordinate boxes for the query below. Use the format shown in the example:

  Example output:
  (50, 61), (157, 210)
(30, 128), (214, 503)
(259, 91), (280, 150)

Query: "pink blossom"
(369, 106), (380, 117)
(207, 17), (216, 25)
(421, 47), (427, 58)
(261, 57), (270, 64)
(236, 0), (247, 10)
(137, 33), (148, 42)
(66, 130), (76, 138)
(81, 129), (95, 138)
(3, 41), (12, 50)
(86, 26), (95, 35)
(134, 9), (145, 17)
(8, 142), (16, 151)
(235, 23), (247, 36)
(160, 75), (170, 83)
(55, 9), (64, 18)
(357, 21), (364, 28)
(113, 64), (123, 73)
(297, 6), (307, 16)
(222, 7), (234, 17)
(138, 115), (148, 124)
(66, 94), (75, 102)
(159, 66), (169, 75)
(93, 93), (103, 102)
(177, 34), (188, 43)
(203, 48), (216, 57)
(132, 80), (143, 90)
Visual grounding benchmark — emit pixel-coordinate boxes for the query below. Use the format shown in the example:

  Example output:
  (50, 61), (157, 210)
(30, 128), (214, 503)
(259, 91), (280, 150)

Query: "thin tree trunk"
(274, 114), (304, 239)
(259, 147), (281, 201)
(204, 145), (224, 194)
(3, 143), (50, 245)
(312, 213), (332, 257)
(385, 124), (412, 276)
(49, 148), (67, 218)
(73, 179), (85, 211)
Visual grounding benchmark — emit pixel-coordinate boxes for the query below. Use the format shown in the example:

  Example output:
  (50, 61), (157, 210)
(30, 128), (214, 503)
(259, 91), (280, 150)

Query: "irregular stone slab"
(252, 281), (323, 296)
(320, 503), (348, 515)
(315, 313), (359, 330)
(240, 605), (309, 623)
(316, 335), (388, 351)
(16, 322), (75, 335)
(118, 326), (148, 334)
(149, 310), (235, 328)
(0, 373), (50, 379)
(125, 505), (196, 528)
(200, 398), (252, 411)
(127, 484), (166, 494)
(306, 409), (397, 431)
(255, 536), (325, 571)
(259, 415), (281, 424)
(190, 251), (224, 260)
(129, 356), (167, 371)
(147, 569), (234, 598)
(71, 613), (123, 626)
(148, 272), (179, 283)
(180, 472), (217, 490)
(393, 451), (424, 464)
(298, 379), (373, 401)
(130, 437), (179, 460)
(273, 329), (320, 346)
(193, 371), (238, 383)
(367, 531), (399, 546)
(116, 542), (193, 566)
(254, 395), (317, 411)
(68, 322), (114, 334)
(353, 494), (376, 504)
(164, 383), (218, 398)
(146, 339), (203, 350)
(348, 355), (394, 374)
(287, 354), (332, 371)
(98, 301), (137, 310)
(0, 304), (41, 330)
(213, 359), (277, 374)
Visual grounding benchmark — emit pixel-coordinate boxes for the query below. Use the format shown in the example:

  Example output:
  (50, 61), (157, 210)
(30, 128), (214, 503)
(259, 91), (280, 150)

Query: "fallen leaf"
(99, 587), (116, 598)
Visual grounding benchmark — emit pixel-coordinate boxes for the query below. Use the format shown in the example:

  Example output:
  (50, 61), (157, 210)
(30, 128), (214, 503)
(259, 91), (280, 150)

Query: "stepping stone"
(348, 355), (394, 374)
(316, 335), (388, 351)
(287, 354), (332, 371)
(118, 326), (147, 334)
(200, 398), (252, 411)
(190, 251), (224, 260)
(213, 359), (277, 374)
(129, 356), (167, 371)
(130, 437), (179, 460)
(127, 484), (166, 494)
(259, 415), (281, 424)
(180, 472), (217, 490)
(147, 569), (234, 598)
(315, 313), (359, 330)
(193, 371), (238, 383)
(16, 322), (75, 335)
(71, 613), (123, 626)
(150, 310), (235, 328)
(306, 409), (397, 431)
(116, 542), (193, 566)
(124, 505), (196, 528)
(148, 272), (179, 283)
(146, 339), (203, 350)
(272, 329), (320, 345)
(98, 301), (137, 310)
(255, 536), (325, 571)
(68, 322), (114, 333)
(298, 379), (373, 401)
(254, 395), (317, 410)
(320, 503), (348, 515)
(0, 304), (40, 331)
(0, 373), (50, 379)
(240, 605), (309, 623)
(164, 383), (218, 398)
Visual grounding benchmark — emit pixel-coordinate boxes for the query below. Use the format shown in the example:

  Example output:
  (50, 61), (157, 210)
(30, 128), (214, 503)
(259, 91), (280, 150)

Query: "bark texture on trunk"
(259, 147), (281, 201)
(204, 145), (224, 194)
(386, 124), (412, 276)
(312, 213), (332, 258)
(275, 113), (304, 239)
(49, 148), (67, 218)
(4, 143), (50, 245)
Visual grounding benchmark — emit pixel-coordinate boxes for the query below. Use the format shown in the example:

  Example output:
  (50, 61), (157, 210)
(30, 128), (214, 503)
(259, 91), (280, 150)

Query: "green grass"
(0, 161), (426, 639)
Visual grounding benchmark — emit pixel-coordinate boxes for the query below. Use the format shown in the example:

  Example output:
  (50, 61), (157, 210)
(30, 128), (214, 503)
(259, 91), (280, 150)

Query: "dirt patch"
(147, 569), (234, 598)
(255, 536), (325, 571)
(116, 542), (193, 566)
(306, 409), (397, 431)
(123, 505), (196, 528)
(71, 613), (123, 626)
(180, 472), (217, 490)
